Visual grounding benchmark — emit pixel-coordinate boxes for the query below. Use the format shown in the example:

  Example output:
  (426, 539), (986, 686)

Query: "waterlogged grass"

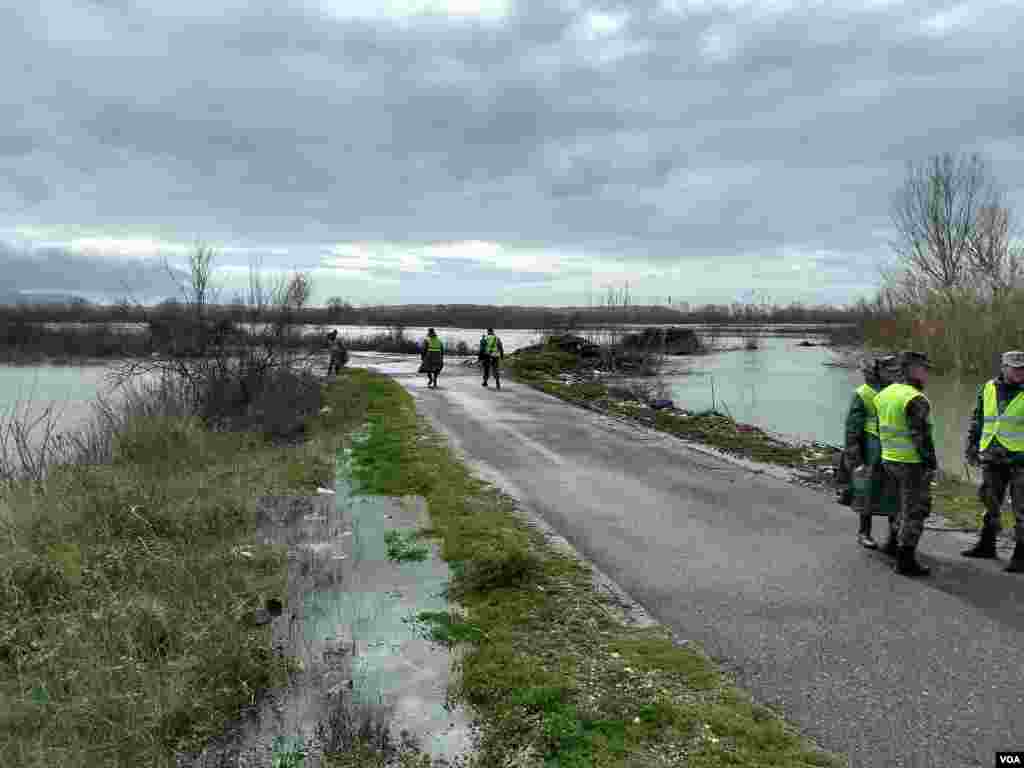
(0, 371), (371, 768)
(383, 530), (430, 563)
(406, 611), (486, 648)
(344, 369), (842, 767)
(652, 411), (808, 466)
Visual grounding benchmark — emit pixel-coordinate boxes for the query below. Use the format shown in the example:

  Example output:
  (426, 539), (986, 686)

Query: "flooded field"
(1, 325), (989, 480)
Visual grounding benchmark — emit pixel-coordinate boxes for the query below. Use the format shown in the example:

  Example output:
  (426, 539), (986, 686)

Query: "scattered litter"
(341, 530), (353, 537)
(319, 406), (333, 414)
(331, 554), (347, 560)
(303, 514), (328, 521)
(316, 487), (336, 495)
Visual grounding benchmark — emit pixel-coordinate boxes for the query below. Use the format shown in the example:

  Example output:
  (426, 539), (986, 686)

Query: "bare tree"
(967, 204), (1020, 299)
(163, 243), (220, 323)
(890, 152), (999, 298)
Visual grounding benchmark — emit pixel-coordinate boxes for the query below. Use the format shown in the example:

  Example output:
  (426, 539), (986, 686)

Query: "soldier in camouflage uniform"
(845, 355), (900, 549)
(877, 351), (937, 577)
(963, 350), (1024, 573)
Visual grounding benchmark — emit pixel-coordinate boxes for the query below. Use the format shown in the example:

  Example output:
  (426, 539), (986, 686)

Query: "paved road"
(359, 354), (1024, 768)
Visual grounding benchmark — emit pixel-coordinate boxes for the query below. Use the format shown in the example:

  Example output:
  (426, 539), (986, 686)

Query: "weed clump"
(383, 530), (430, 563)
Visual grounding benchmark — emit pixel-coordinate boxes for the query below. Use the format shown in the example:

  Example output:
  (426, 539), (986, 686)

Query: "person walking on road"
(326, 330), (348, 375)
(481, 327), (505, 390)
(421, 328), (444, 389)
(962, 350), (1024, 573)
(876, 351), (938, 577)
(845, 355), (900, 550)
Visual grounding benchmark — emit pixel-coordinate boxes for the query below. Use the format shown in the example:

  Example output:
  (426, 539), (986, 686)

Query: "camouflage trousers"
(979, 463), (1024, 544)
(883, 462), (931, 548)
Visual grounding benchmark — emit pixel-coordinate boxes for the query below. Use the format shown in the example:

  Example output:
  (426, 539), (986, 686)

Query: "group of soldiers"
(418, 327), (506, 389)
(843, 349), (1024, 577)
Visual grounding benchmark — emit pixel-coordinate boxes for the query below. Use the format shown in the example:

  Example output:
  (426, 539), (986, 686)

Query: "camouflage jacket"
(844, 393), (871, 467)
(904, 382), (938, 472)
(965, 374), (1024, 464)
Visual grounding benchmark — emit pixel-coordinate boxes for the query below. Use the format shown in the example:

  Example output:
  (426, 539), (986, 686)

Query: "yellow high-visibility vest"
(426, 336), (443, 352)
(980, 379), (1024, 452)
(877, 382), (929, 463)
(855, 383), (880, 437)
(485, 334), (499, 356)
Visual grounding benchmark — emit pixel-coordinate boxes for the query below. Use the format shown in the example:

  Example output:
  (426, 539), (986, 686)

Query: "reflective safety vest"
(855, 383), (880, 437)
(980, 379), (1024, 453)
(877, 382), (929, 463)
(485, 334), (499, 356)
(426, 336), (443, 352)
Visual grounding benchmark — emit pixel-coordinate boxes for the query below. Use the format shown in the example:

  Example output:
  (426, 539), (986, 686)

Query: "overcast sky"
(2, 0), (1023, 308)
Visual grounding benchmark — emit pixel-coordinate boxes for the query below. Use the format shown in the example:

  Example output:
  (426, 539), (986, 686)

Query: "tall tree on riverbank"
(889, 152), (1005, 300)
(967, 204), (1021, 300)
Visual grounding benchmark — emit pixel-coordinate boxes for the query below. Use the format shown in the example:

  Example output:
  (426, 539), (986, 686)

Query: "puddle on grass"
(177, 427), (474, 767)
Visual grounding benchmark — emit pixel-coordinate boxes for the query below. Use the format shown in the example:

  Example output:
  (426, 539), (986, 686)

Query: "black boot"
(882, 529), (900, 556)
(1005, 542), (1024, 573)
(895, 545), (931, 577)
(961, 526), (998, 559)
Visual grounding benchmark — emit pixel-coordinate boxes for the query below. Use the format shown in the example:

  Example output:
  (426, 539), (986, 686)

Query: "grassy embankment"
(0, 370), (370, 767)
(339, 368), (842, 767)
(504, 341), (997, 532)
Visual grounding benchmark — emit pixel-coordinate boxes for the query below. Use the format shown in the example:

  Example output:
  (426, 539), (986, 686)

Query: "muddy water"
(177, 427), (473, 767)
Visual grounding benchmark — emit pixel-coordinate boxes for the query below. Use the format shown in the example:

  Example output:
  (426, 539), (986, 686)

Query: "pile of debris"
(515, 333), (602, 358)
(619, 327), (704, 355)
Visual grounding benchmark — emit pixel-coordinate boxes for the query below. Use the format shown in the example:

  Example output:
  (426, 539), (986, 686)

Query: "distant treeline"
(0, 299), (863, 330)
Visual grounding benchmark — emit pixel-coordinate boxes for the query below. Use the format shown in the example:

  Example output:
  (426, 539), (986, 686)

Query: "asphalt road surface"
(360, 354), (1024, 768)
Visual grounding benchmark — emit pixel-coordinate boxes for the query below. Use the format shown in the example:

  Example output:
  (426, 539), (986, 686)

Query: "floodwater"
(179, 427), (472, 767)
(646, 334), (985, 479)
(0, 362), (143, 467)
(0, 326), (988, 479)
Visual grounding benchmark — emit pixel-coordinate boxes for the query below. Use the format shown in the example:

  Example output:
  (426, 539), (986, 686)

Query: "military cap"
(900, 350), (933, 369)
(1002, 350), (1024, 368)
(876, 354), (900, 373)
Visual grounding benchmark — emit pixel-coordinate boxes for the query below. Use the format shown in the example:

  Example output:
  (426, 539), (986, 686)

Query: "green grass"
(0, 371), (371, 768)
(931, 473), (1015, 531)
(405, 610), (486, 647)
(338, 369), (843, 767)
(383, 530), (430, 563)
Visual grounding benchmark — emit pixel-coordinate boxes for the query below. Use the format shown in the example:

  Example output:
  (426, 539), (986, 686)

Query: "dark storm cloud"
(1, 0), (1022, 304)
(0, 240), (187, 299)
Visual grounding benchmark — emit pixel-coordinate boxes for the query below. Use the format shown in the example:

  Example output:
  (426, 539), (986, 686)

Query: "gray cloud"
(0, 240), (191, 301)
(2, 0), (1022, 306)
